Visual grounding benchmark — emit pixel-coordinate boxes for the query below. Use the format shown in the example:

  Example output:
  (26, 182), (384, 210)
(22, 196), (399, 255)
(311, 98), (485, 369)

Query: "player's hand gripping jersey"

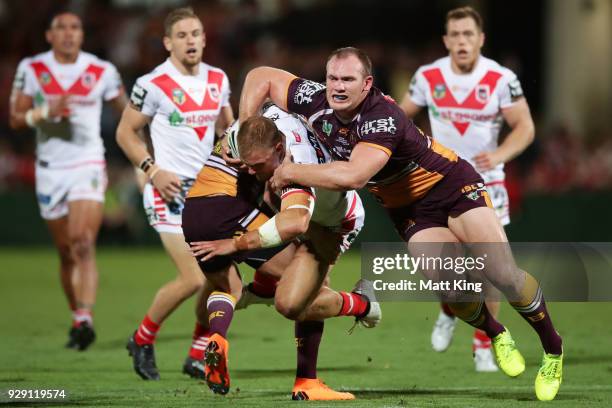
(14, 51), (122, 165)
(409, 56), (523, 223)
(286, 79), (460, 209)
(130, 59), (231, 179)
(189, 104), (364, 253)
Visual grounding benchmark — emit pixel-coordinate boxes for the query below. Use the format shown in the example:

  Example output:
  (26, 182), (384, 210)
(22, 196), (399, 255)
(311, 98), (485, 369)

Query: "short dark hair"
(48, 11), (82, 29)
(327, 47), (372, 77)
(164, 7), (202, 37)
(445, 6), (483, 32)
(237, 116), (282, 157)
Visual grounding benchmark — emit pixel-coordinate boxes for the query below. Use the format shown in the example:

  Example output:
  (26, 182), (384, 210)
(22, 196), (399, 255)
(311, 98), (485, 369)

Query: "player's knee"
(274, 297), (302, 320)
(70, 231), (95, 261)
(57, 243), (74, 265)
(180, 273), (205, 293)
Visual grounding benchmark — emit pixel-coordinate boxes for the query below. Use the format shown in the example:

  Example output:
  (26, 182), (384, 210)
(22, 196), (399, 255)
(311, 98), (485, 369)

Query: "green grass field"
(1, 247), (611, 407)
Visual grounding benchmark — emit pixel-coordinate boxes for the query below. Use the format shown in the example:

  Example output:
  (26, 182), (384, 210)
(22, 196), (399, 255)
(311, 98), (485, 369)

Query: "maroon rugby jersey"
(286, 78), (459, 208)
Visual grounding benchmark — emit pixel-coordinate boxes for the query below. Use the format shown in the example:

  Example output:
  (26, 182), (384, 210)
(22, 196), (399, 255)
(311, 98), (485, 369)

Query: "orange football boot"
(204, 333), (230, 395)
(291, 378), (355, 401)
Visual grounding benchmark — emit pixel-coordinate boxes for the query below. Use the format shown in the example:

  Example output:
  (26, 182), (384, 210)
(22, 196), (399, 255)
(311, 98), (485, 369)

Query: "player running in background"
(116, 7), (233, 380)
(9, 12), (127, 351)
(400, 6), (535, 372)
(188, 106), (380, 399)
(238, 47), (563, 401)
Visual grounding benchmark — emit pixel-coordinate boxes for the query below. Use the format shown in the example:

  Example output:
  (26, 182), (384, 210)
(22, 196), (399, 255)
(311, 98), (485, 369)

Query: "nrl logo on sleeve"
(508, 78), (524, 99)
(172, 88), (185, 105)
(130, 84), (147, 110)
(408, 75), (417, 95)
(294, 80), (325, 105)
(360, 116), (397, 135)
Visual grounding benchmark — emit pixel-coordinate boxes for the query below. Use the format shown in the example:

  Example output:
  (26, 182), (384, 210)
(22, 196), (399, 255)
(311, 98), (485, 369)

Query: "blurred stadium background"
(1, 0), (611, 406)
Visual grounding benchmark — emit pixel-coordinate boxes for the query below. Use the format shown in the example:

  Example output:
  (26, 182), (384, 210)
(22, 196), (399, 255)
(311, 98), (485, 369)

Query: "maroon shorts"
(182, 195), (287, 273)
(388, 158), (492, 242)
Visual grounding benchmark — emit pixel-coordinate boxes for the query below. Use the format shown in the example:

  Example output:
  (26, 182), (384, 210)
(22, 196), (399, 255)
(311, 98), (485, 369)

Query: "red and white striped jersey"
(13, 51), (123, 165)
(130, 59), (230, 179)
(409, 55), (523, 183)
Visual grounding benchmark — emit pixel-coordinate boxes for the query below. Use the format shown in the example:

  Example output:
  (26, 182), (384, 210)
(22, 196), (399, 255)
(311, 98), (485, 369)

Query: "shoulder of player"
(133, 61), (170, 88)
(200, 62), (229, 81)
(416, 56), (448, 75)
(480, 56), (516, 78)
(78, 52), (116, 70)
(291, 78), (326, 98)
(16, 55), (33, 71)
(20, 51), (51, 69)
(358, 93), (407, 135)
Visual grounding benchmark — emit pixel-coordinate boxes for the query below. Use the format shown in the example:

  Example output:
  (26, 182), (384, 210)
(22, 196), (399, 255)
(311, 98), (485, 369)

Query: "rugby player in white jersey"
(9, 12), (127, 351)
(116, 7), (233, 380)
(400, 6), (535, 372)
(189, 110), (380, 399)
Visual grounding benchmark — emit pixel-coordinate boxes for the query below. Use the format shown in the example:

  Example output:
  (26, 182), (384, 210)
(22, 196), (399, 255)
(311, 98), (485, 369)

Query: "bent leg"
(274, 245), (328, 321)
(409, 225), (506, 338)
(449, 207), (562, 354)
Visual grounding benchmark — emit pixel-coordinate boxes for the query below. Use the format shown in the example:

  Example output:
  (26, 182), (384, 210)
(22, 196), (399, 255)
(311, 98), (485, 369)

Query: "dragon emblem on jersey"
(81, 72), (96, 89)
(172, 88), (185, 105)
(39, 72), (51, 86)
(476, 84), (490, 104)
(208, 83), (220, 103)
(433, 83), (446, 99)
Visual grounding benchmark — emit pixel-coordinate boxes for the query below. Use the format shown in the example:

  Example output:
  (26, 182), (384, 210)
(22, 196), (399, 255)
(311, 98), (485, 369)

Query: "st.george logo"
(81, 72), (96, 89)
(476, 84), (490, 104)
(208, 83), (220, 103)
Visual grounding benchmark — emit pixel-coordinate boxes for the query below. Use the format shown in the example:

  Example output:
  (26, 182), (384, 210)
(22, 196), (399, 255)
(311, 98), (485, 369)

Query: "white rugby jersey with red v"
(410, 55), (523, 185)
(131, 59), (231, 179)
(14, 50), (122, 165)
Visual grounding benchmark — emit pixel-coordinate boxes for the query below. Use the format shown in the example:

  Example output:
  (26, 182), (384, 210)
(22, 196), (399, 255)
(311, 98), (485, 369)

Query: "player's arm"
(215, 105), (235, 137)
(271, 143), (389, 191)
(107, 89), (128, 116)
(115, 105), (181, 201)
(238, 67), (297, 122)
(400, 71), (426, 119)
(399, 94), (424, 118)
(190, 190), (314, 261)
(9, 89), (70, 130)
(473, 98), (535, 171)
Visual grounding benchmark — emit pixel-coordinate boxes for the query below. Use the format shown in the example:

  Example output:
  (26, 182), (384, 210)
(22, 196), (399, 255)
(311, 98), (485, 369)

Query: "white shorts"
(336, 191), (366, 253)
(143, 178), (194, 234)
(485, 181), (510, 226)
(35, 160), (107, 220)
